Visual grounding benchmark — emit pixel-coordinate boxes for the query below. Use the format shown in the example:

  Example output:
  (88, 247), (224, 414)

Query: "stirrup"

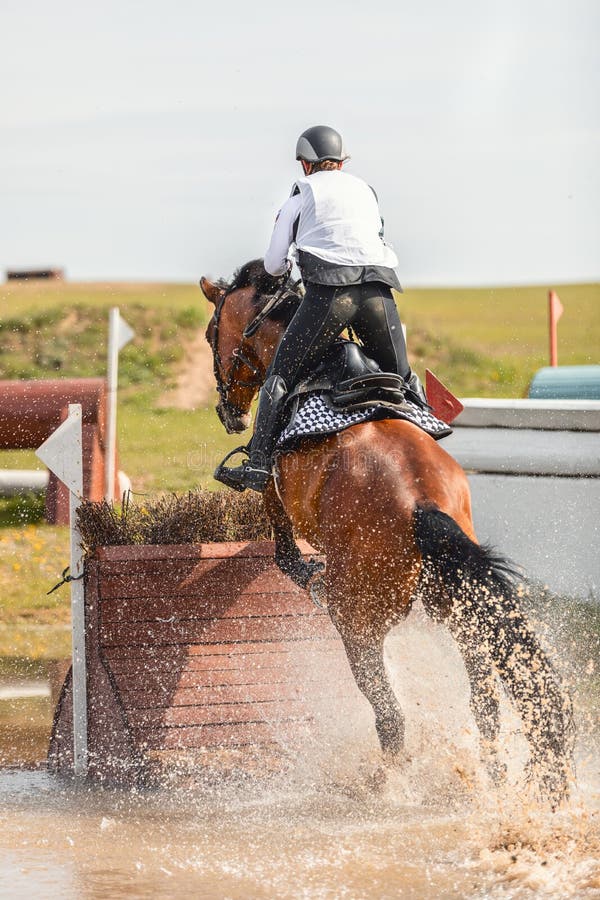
(213, 445), (271, 493)
(214, 445), (250, 492)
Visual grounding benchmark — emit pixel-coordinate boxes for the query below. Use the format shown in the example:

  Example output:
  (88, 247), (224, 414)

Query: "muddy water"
(1, 610), (599, 899)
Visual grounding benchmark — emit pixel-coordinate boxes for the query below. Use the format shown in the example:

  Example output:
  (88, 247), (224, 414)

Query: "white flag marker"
(36, 406), (83, 495)
(116, 313), (135, 351)
(105, 307), (134, 501)
(36, 404), (88, 776)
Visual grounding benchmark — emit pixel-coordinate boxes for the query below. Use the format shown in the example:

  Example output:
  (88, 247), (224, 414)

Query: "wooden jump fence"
(49, 541), (361, 783)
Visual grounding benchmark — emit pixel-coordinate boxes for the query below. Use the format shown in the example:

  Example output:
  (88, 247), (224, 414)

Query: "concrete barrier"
(454, 397), (600, 432)
(446, 400), (600, 597)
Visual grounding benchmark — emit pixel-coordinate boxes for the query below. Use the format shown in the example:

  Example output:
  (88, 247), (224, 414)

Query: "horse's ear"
(200, 277), (224, 305)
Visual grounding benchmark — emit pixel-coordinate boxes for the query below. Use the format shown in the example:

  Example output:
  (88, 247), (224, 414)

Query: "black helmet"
(295, 125), (349, 163)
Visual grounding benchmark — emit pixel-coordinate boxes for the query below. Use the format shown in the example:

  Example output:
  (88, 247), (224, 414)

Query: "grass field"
(0, 524), (71, 658)
(2, 277), (598, 395)
(2, 277), (598, 488)
(400, 281), (599, 396)
(0, 279), (245, 493)
(0, 277), (598, 658)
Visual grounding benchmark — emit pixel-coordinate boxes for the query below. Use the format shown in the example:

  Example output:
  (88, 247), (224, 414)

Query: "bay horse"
(201, 260), (573, 804)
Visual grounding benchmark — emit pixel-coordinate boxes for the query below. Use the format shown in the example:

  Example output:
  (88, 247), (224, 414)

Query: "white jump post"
(105, 307), (134, 501)
(36, 404), (87, 775)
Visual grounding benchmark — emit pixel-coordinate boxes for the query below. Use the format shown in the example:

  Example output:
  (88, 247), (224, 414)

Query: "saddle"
(286, 340), (414, 416)
(214, 341), (452, 490)
(276, 341), (453, 447)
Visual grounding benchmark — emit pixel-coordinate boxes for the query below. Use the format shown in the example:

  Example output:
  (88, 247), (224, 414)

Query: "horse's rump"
(276, 417), (471, 564)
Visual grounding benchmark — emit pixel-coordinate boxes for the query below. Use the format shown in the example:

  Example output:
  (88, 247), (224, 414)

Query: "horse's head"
(201, 260), (295, 434)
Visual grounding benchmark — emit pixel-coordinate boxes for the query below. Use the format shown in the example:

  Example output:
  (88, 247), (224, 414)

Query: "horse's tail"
(413, 502), (574, 803)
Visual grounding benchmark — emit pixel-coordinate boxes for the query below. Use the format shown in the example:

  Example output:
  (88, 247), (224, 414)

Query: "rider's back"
(294, 171), (398, 269)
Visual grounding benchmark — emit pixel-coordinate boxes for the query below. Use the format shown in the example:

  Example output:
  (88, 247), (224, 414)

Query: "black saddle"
(286, 340), (413, 415)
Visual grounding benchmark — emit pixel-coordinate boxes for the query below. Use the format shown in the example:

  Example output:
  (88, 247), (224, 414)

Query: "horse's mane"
(221, 259), (282, 298)
(221, 259), (299, 329)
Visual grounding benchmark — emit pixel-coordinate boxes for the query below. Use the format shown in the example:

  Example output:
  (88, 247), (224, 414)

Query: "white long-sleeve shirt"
(264, 170), (399, 277)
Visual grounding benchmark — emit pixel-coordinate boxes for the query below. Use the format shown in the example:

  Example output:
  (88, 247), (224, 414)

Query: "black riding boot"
(214, 375), (288, 493)
(404, 370), (430, 410)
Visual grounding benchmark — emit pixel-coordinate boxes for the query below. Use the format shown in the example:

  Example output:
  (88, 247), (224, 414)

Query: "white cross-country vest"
(293, 171), (399, 269)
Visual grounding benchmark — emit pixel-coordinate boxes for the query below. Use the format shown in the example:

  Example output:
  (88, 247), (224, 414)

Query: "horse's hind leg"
(421, 582), (504, 783)
(449, 618), (506, 785)
(338, 632), (407, 763)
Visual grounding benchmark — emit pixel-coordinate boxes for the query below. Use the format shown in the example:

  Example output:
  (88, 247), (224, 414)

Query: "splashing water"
(0, 605), (598, 898)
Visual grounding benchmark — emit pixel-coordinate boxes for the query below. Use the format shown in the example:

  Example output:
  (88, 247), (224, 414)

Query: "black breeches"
(267, 281), (410, 388)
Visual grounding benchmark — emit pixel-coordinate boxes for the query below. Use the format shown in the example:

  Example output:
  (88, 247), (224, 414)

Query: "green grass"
(0, 279), (200, 318)
(0, 524), (71, 658)
(0, 281), (204, 385)
(2, 278), (598, 399)
(118, 404), (246, 494)
(401, 282), (600, 397)
(0, 406), (245, 497)
(0, 493), (46, 527)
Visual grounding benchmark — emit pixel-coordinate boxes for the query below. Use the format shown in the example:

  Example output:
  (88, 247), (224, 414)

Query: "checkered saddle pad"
(277, 392), (451, 450)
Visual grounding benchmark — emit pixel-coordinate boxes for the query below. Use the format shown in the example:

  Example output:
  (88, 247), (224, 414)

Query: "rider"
(216, 124), (428, 493)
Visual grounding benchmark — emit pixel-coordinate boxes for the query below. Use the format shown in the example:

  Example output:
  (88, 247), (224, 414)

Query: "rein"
(209, 274), (301, 410)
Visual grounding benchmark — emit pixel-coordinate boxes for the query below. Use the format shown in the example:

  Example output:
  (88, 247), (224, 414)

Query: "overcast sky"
(1, 0), (598, 286)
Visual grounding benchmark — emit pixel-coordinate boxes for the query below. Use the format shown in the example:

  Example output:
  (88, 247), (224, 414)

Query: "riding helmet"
(295, 125), (349, 163)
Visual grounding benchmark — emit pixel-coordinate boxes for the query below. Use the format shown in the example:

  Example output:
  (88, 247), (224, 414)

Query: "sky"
(1, 0), (598, 286)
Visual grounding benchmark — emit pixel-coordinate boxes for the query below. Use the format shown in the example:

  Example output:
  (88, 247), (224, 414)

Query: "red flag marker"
(548, 290), (564, 367)
(425, 369), (464, 423)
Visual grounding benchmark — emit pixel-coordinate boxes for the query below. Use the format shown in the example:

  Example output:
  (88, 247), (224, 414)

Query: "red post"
(548, 291), (564, 367)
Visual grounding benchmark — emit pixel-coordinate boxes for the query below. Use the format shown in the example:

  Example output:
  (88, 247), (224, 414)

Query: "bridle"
(208, 274), (301, 414)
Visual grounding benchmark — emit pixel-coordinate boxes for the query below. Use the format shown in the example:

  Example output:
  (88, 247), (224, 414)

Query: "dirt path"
(159, 332), (216, 409)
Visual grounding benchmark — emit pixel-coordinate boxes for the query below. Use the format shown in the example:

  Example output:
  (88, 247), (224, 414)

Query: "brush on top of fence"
(77, 490), (272, 556)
